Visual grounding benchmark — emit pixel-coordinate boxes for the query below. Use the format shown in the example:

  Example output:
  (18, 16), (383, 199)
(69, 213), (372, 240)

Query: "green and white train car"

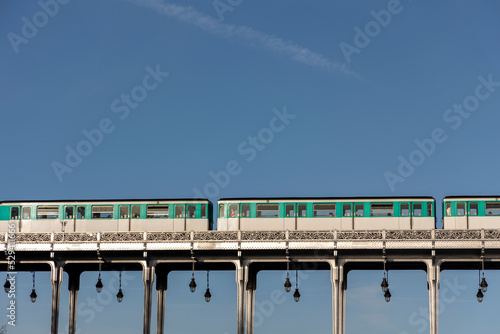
(443, 196), (500, 229)
(217, 197), (436, 231)
(0, 199), (213, 233)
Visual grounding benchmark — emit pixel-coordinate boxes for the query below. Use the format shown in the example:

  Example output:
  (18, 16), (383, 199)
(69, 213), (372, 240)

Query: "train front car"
(0, 199), (213, 233)
(216, 197), (436, 231)
(443, 196), (500, 229)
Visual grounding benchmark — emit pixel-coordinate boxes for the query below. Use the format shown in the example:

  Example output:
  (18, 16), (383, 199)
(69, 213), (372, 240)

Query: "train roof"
(219, 196), (435, 201)
(0, 198), (212, 204)
(443, 196), (500, 201)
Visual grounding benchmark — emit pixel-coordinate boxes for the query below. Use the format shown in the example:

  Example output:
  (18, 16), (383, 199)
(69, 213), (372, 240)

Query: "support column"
(236, 262), (246, 334)
(428, 261), (440, 334)
(156, 271), (169, 334)
(68, 270), (82, 334)
(330, 261), (345, 334)
(245, 268), (257, 334)
(143, 264), (155, 334)
(51, 262), (63, 334)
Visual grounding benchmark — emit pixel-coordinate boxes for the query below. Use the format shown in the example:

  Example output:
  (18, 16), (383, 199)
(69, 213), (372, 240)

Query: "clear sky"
(1, 0), (500, 333)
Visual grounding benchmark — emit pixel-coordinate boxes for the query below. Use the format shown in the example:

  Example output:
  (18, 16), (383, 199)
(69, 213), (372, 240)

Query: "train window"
(92, 206), (113, 219)
(457, 203), (465, 216)
(285, 204), (294, 217)
(485, 203), (500, 215)
(147, 205), (169, 218)
(427, 203), (433, 216)
(413, 204), (422, 216)
(132, 206), (140, 218)
(22, 206), (31, 219)
(77, 206), (86, 219)
(188, 205), (196, 218)
(229, 204), (238, 218)
(38, 206), (59, 219)
(298, 204), (307, 217)
(10, 207), (19, 219)
(343, 204), (351, 217)
(201, 205), (207, 218)
(175, 205), (184, 218)
(371, 203), (393, 216)
(256, 204), (279, 217)
(445, 203), (451, 216)
(65, 207), (74, 219)
(120, 206), (129, 218)
(219, 204), (224, 218)
(241, 204), (250, 217)
(469, 202), (478, 216)
(355, 204), (364, 217)
(401, 203), (409, 216)
(313, 204), (335, 217)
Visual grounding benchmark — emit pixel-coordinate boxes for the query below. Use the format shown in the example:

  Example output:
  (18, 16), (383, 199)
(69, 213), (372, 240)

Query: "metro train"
(1, 196), (500, 233)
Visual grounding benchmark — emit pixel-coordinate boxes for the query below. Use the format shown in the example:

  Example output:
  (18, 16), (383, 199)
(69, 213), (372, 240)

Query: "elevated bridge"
(4, 229), (500, 334)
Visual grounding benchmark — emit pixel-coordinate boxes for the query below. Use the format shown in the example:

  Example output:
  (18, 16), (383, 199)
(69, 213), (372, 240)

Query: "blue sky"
(1, 0), (500, 333)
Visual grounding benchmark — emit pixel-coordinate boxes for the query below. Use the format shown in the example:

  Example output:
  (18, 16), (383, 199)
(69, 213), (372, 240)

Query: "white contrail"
(129, 0), (357, 77)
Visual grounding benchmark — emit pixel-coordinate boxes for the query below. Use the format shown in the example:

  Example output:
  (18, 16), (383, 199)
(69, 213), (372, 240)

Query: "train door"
(10, 206), (20, 232)
(340, 203), (353, 230)
(353, 202), (365, 229)
(227, 203), (239, 230)
(455, 201), (468, 229)
(399, 202), (411, 229)
(284, 203), (296, 230)
(118, 205), (131, 231)
(63, 205), (76, 232)
(296, 203), (307, 230)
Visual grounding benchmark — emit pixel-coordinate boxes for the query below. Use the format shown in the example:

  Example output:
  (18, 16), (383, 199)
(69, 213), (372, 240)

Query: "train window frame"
(201, 204), (207, 219)
(229, 204), (238, 218)
(285, 204), (295, 217)
(456, 203), (466, 216)
(241, 204), (250, 217)
(77, 206), (86, 219)
(175, 205), (185, 218)
(10, 207), (19, 220)
(219, 204), (225, 218)
(91, 206), (114, 219)
(298, 204), (307, 217)
(413, 203), (422, 216)
(401, 203), (410, 217)
(37, 206), (59, 219)
(445, 203), (451, 216)
(120, 206), (129, 218)
(187, 205), (197, 218)
(427, 202), (433, 217)
(370, 203), (394, 217)
(147, 205), (169, 219)
(343, 204), (351, 217)
(469, 202), (478, 216)
(132, 205), (141, 219)
(65, 206), (74, 219)
(313, 203), (336, 217)
(355, 203), (364, 217)
(22, 206), (31, 220)
(485, 202), (500, 216)
(256, 204), (279, 218)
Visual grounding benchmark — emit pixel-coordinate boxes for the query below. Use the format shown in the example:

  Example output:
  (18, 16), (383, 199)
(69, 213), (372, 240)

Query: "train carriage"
(443, 196), (500, 229)
(0, 199), (213, 233)
(217, 197), (436, 231)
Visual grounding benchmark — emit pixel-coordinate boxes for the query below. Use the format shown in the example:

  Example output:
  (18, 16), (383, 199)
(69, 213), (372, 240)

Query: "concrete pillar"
(143, 265), (155, 334)
(428, 262), (440, 334)
(156, 271), (168, 334)
(236, 262), (246, 334)
(51, 263), (63, 334)
(245, 268), (257, 334)
(68, 270), (82, 334)
(330, 261), (345, 334)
